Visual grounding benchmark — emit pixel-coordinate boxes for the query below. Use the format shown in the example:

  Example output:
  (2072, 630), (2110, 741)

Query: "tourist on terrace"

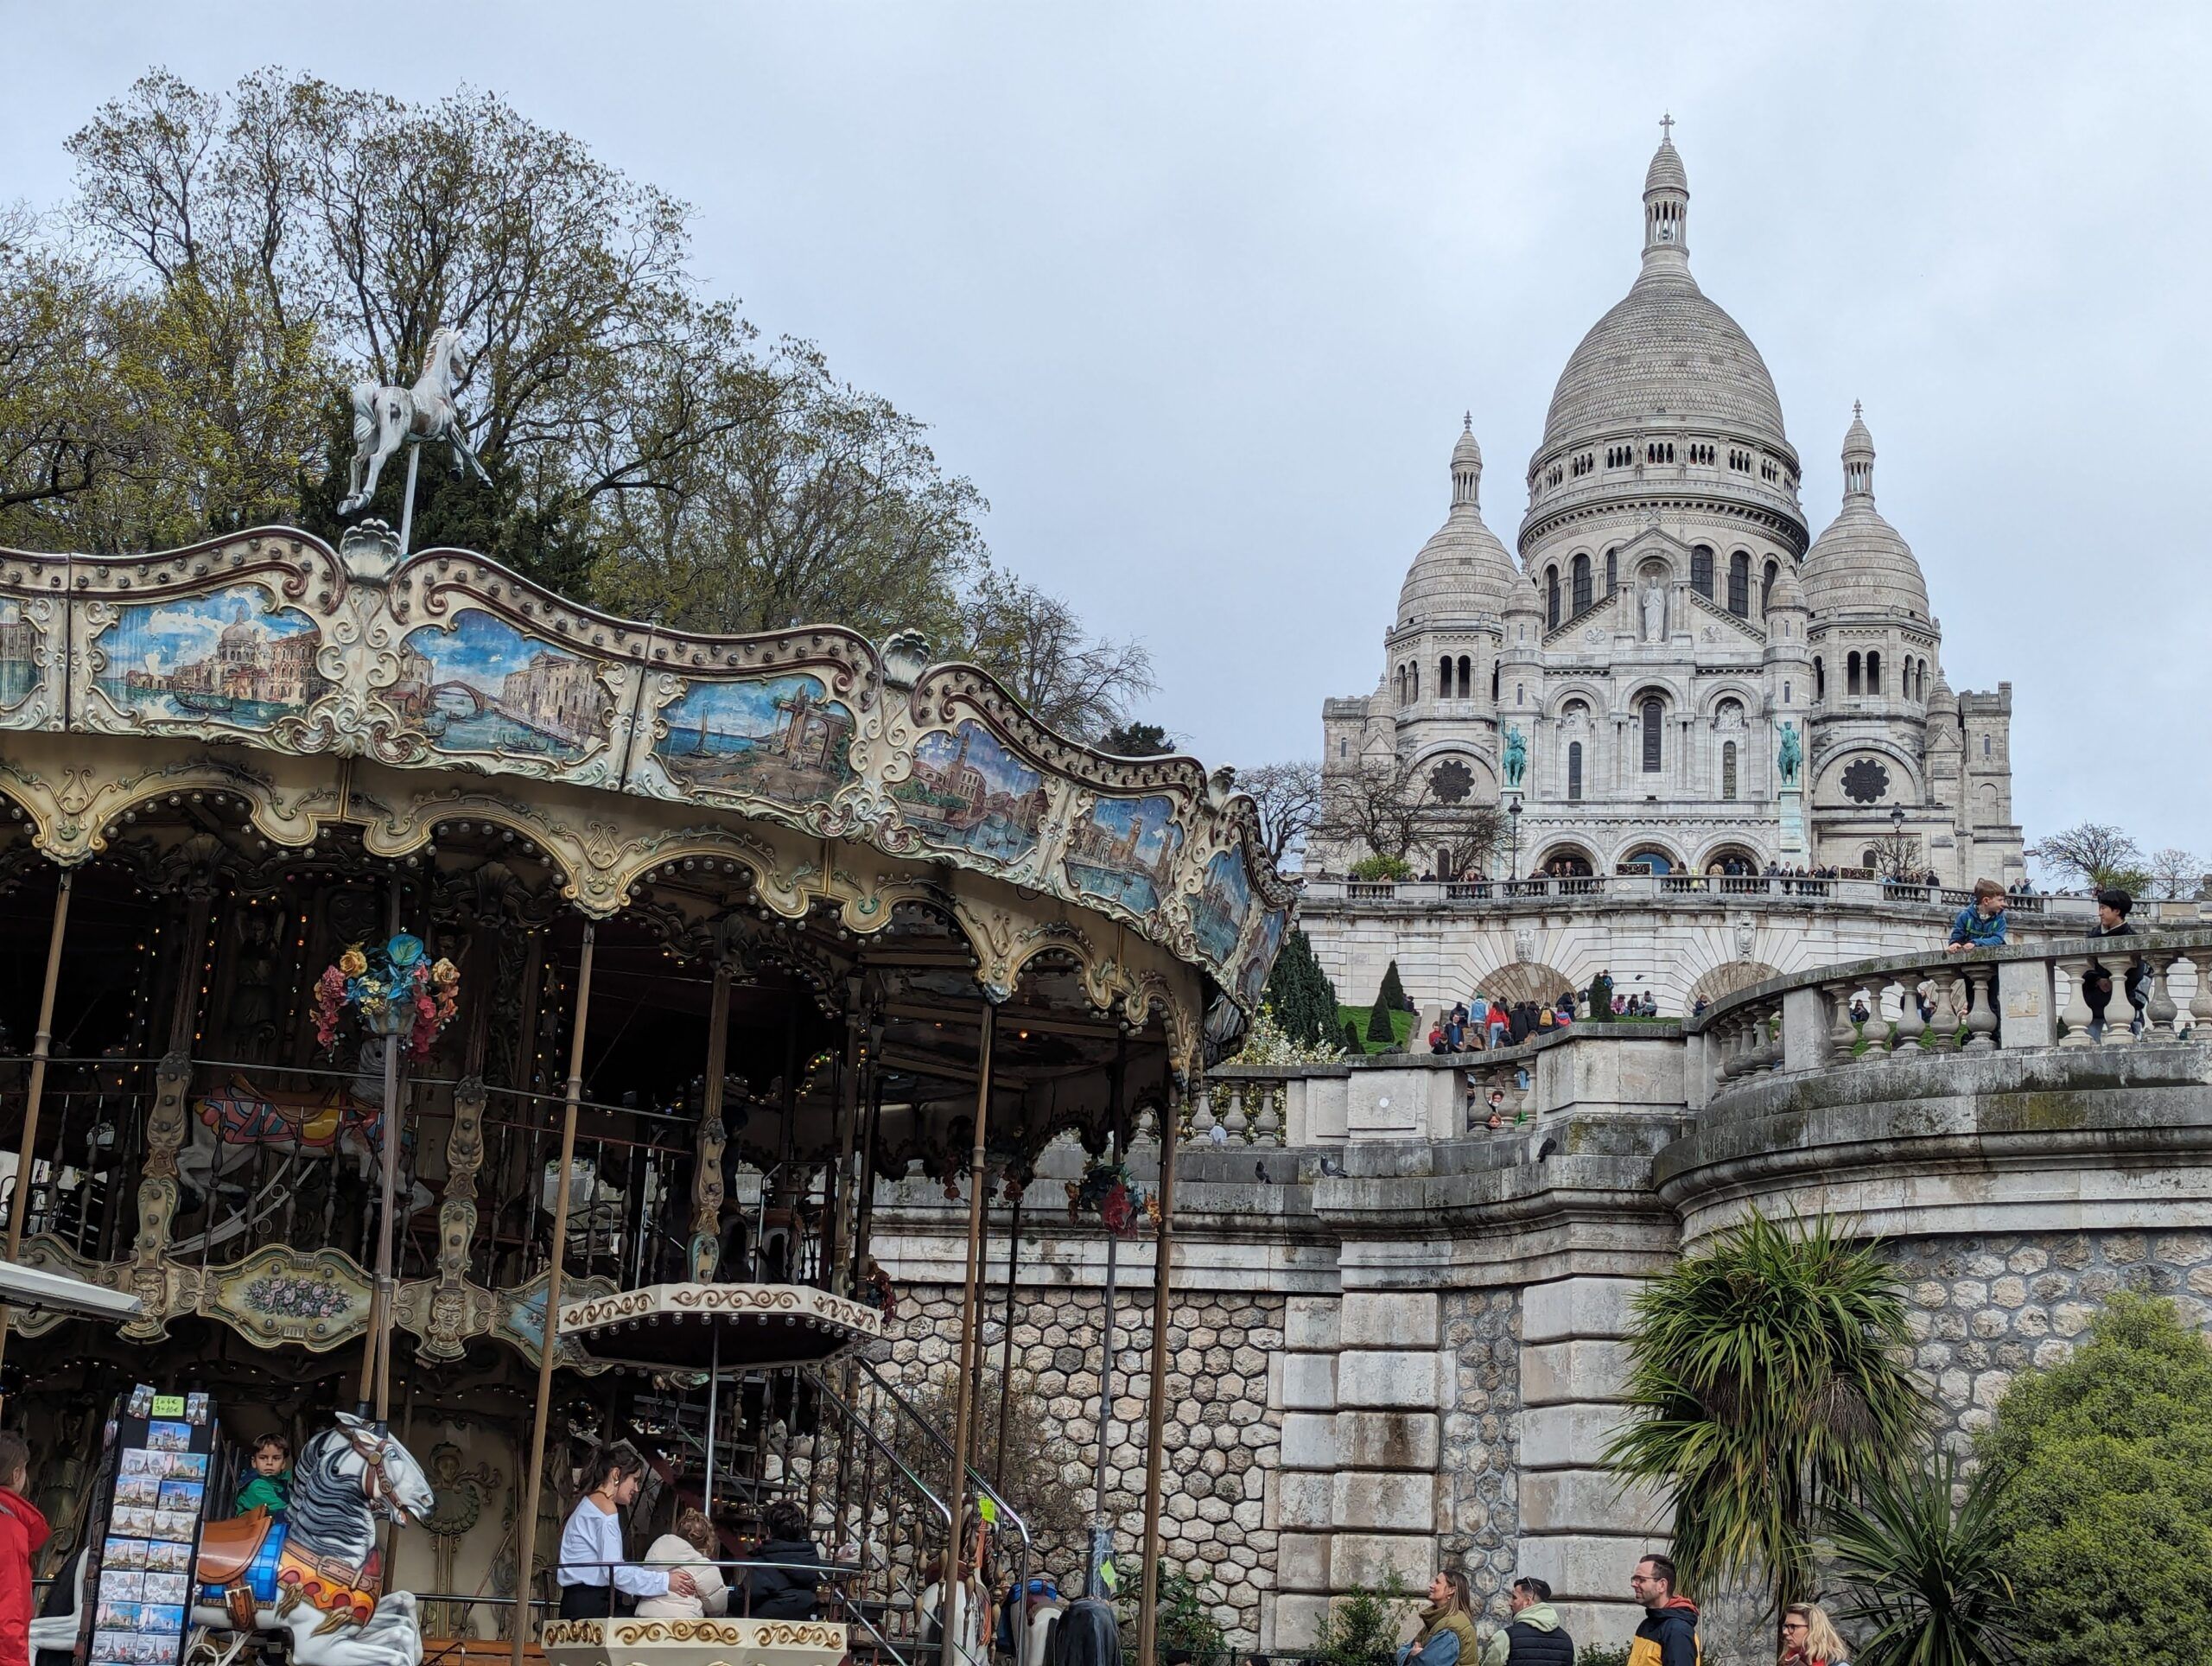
(1396, 1572), (1478, 1666)
(557, 1450), (696, 1618)
(2082, 887), (2148, 1040)
(1777, 1603), (1851, 1666)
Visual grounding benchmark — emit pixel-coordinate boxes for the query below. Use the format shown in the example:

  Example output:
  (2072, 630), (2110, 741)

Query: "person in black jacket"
(1626, 1555), (1699, 1666)
(2082, 887), (2148, 1040)
(1478, 1577), (1573, 1666)
(740, 1502), (829, 1620)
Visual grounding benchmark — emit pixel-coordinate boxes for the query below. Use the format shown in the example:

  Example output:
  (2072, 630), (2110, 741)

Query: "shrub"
(1377, 959), (1408, 1011)
(1366, 990), (1396, 1046)
(1312, 1573), (1407, 1666)
(1122, 1567), (1225, 1666)
(1980, 1292), (2212, 1666)
(1349, 853), (1411, 881)
(1576, 1649), (1630, 1666)
(1264, 927), (1341, 1048)
(1343, 1017), (1365, 1055)
(1826, 1447), (2018, 1666)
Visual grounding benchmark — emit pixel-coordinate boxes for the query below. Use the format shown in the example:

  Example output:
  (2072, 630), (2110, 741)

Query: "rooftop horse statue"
(336, 327), (493, 517)
(192, 1413), (434, 1666)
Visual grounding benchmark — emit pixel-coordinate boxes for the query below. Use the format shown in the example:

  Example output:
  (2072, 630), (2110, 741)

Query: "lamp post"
(1507, 798), (1523, 881)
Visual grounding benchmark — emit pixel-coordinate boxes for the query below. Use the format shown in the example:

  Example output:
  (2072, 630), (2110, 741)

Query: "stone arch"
(1533, 842), (1597, 876)
(1688, 959), (1781, 1009)
(1616, 840), (1685, 875)
(1471, 959), (1580, 1008)
(1696, 840), (1765, 874)
(1700, 680), (1761, 721)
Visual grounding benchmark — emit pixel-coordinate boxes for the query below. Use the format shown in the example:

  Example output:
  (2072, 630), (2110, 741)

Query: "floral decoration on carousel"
(1065, 1157), (1158, 1240)
(313, 932), (461, 1059)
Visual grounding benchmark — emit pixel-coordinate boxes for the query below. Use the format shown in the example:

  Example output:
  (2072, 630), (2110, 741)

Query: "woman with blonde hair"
(1396, 1571), (1478, 1666)
(1779, 1602), (1849, 1666)
(636, 1507), (729, 1619)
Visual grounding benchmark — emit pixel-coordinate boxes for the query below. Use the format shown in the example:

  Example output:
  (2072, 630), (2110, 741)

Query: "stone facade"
(1317, 132), (2024, 892)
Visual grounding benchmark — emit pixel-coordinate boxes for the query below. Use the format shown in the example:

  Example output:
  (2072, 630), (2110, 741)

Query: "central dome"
(1540, 264), (1790, 455)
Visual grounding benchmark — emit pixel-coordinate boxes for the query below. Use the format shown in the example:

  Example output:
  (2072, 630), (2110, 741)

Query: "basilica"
(1319, 130), (2024, 887)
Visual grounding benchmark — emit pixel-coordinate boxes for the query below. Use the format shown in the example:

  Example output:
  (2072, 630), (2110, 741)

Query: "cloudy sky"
(11, 3), (2209, 863)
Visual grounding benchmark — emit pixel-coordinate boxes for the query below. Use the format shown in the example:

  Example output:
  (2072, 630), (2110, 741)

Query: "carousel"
(0, 493), (1289, 1666)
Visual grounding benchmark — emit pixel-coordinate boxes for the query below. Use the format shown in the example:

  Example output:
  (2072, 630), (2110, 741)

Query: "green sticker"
(977, 1497), (998, 1524)
(151, 1395), (186, 1417)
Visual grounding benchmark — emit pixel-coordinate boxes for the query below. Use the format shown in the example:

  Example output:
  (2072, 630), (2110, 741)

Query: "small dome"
(1645, 137), (1688, 197)
(1396, 421), (1518, 626)
(1802, 406), (1931, 619)
(1765, 558), (1805, 611)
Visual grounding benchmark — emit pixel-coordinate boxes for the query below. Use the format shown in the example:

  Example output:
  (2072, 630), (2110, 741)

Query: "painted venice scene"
(653, 672), (858, 805)
(95, 587), (327, 730)
(891, 720), (1049, 860)
(391, 607), (607, 760)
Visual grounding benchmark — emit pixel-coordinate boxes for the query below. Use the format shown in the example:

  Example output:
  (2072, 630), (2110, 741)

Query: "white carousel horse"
(188, 1413), (435, 1666)
(336, 327), (493, 516)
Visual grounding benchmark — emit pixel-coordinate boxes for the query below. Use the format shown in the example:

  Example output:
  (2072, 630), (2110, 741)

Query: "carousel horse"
(190, 1415), (433, 1666)
(336, 327), (493, 517)
(175, 1078), (433, 1252)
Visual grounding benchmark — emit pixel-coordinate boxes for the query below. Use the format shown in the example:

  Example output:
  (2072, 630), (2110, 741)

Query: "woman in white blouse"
(556, 1453), (698, 1619)
(636, 1508), (729, 1620)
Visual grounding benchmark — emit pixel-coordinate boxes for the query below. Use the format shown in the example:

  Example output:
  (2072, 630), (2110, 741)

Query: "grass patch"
(1338, 1004), (1415, 1054)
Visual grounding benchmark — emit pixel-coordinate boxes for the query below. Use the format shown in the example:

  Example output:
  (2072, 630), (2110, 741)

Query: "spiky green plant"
(1826, 1448), (2018, 1666)
(1602, 1211), (1925, 1618)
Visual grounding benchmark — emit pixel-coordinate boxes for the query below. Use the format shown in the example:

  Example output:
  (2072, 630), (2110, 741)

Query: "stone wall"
(1440, 1290), (1522, 1622)
(887, 1281), (1286, 1650)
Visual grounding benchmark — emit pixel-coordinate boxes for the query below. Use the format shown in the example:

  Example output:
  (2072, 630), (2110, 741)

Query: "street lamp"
(1508, 798), (1523, 882)
(1888, 804), (1906, 884)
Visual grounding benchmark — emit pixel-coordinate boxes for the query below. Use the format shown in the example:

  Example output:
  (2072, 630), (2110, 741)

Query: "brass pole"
(690, 952), (733, 1280)
(510, 922), (597, 1666)
(1084, 1038), (1125, 1596)
(0, 868), (73, 1384)
(361, 882), (406, 1415)
(992, 1191), (1021, 1490)
(938, 1001), (996, 1666)
(827, 979), (864, 1294)
(1134, 1079), (1183, 1666)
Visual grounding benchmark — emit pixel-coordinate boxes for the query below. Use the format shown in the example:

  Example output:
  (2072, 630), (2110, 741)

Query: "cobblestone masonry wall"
(1892, 1227), (2212, 1451)
(1441, 1289), (1522, 1626)
(888, 1283), (1287, 1649)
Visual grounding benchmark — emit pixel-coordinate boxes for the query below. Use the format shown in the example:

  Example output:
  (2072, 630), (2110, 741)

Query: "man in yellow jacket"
(1626, 1555), (1700, 1666)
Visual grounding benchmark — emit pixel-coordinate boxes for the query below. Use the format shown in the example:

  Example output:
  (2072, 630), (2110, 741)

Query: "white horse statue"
(336, 327), (493, 516)
(189, 1413), (435, 1666)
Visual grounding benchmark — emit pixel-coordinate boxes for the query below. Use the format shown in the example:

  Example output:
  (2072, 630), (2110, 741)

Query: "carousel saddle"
(198, 1507), (281, 1587)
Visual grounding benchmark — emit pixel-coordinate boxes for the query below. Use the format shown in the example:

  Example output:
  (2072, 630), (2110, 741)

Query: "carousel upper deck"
(0, 521), (1287, 1653)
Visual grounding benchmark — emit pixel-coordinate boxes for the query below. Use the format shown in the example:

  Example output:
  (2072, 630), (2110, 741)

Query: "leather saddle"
(198, 1506), (276, 1587)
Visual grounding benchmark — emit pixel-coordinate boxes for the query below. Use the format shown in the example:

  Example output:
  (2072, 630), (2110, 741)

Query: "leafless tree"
(1864, 830), (1925, 883)
(959, 571), (1155, 743)
(2026, 822), (2145, 891)
(1240, 760), (1322, 869)
(1314, 756), (1503, 877)
(2147, 848), (2204, 900)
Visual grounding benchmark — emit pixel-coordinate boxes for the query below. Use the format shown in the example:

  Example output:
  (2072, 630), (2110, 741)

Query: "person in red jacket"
(0, 1430), (47, 1666)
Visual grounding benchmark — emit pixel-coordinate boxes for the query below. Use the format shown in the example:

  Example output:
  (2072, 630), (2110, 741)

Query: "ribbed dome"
(1396, 421), (1517, 625)
(1538, 134), (1793, 460)
(1764, 556), (1805, 611)
(1802, 407), (1931, 619)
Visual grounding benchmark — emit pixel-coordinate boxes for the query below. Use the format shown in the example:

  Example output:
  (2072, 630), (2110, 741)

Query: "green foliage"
(1349, 853), (1411, 881)
(1310, 1572), (1407, 1666)
(1099, 722), (1173, 756)
(1603, 1210), (1924, 1618)
(1263, 928), (1341, 1049)
(1339, 1005), (1412, 1056)
(1378, 960), (1408, 1011)
(1825, 1447), (2018, 1666)
(1365, 990), (1396, 1046)
(1980, 1292), (2212, 1666)
(1343, 1017), (1365, 1055)
(1122, 1567), (1225, 1666)
(1576, 1649), (1630, 1666)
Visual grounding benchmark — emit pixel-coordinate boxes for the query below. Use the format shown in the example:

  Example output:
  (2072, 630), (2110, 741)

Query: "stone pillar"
(1516, 1276), (1669, 1648)
(1266, 1294), (1341, 1649)
(1331, 1290), (1443, 1597)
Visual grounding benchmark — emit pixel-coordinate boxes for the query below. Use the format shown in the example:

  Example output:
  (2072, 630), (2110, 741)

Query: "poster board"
(86, 1387), (213, 1666)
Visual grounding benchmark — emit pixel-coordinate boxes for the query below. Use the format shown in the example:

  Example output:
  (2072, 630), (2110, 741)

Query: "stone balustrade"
(1686, 927), (2212, 1106)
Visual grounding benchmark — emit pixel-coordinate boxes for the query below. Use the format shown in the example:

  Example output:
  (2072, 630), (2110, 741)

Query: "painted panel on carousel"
(0, 599), (39, 719)
(395, 607), (610, 761)
(94, 586), (327, 731)
(1236, 906), (1288, 1008)
(1065, 793), (1183, 917)
(204, 1245), (372, 1350)
(1192, 848), (1256, 969)
(891, 721), (1048, 862)
(653, 673), (858, 807)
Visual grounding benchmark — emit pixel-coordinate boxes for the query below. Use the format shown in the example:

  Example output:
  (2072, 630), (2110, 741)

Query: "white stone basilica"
(1319, 131), (2024, 888)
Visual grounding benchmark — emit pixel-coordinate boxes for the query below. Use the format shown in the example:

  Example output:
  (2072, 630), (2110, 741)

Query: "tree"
(1309, 1573), (1408, 1666)
(1825, 1448), (2018, 1666)
(2026, 821), (2145, 892)
(1364, 989), (1395, 1046)
(958, 570), (1156, 743)
(2147, 848), (2203, 900)
(1314, 756), (1503, 876)
(1377, 960), (1408, 1013)
(1342, 1018), (1365, 1055)
(1980, 1293), (2212, 1666)
(1602, 1211), (1925, 1621)
(1262, 928), (1340, 1049)
(1865, 830), (1925, 883)
(1240, 760), (1322, 870)
(882, 1360), (1086, 1550)
(1098, 722), (1174, 757)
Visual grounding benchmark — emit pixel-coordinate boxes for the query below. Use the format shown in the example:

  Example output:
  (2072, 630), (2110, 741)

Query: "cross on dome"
(1660, 111), (1674, 141)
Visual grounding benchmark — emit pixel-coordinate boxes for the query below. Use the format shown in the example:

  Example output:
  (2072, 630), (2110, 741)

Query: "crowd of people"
(1427, 974), (1664, 1058)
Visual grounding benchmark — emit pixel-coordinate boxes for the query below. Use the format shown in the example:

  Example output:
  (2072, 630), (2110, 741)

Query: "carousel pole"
(1134, 1077), (1184, 1666)
(397, 442), (423, 558)
(938, 1002), (996, 1666)
(827, 981), (865, 1293)
(702, 1321), (721, 1515)
(361, 881), (407, 1417)
(511, 921), (598, 1666)
(991, 1190), (1021, 1490)
(1084, 1036), (1125, 1596)
(0, 868), (73, 1388)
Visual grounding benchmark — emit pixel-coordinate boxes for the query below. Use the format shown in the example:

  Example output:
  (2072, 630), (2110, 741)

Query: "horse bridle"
(337, 1422), (403, 1517)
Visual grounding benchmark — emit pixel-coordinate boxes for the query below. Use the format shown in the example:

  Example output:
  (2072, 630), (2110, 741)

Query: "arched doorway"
(1620, 844), (1680, 875)
(1688, 959), (1782, 1011)
(1700, 843), (1763, 877)
(1533, 845), (1595, 878)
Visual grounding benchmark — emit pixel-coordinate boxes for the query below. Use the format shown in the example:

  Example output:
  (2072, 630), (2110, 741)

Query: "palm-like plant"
(1826, 1449), (2018, 1666)
(1602, 1210), (1925, 1617)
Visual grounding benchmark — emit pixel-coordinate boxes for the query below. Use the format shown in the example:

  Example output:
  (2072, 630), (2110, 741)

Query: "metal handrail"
(848, 1356), (1034, 1560)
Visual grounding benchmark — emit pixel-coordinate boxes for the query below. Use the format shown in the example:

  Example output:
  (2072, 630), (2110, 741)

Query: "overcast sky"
(10, 3), (2210, 864)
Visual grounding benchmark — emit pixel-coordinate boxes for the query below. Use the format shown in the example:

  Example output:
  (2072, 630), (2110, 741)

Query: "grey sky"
(10, 3), (2210, 865)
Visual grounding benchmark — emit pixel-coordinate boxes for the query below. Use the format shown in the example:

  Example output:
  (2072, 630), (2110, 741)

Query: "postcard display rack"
(87, 1387), (214, 1666)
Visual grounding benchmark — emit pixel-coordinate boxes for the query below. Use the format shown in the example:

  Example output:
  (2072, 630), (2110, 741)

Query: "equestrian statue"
(336, 327), (493, 517)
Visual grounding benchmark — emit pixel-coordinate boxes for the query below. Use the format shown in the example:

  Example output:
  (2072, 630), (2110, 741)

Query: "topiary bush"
(1980, 1291), (2212, 1666)
(1377, 958), (1408, 1012)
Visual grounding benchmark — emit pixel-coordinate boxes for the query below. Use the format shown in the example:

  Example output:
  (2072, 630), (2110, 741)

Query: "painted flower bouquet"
(1065, 1157), (1155, 1240)
(312, 933), (461, 1059)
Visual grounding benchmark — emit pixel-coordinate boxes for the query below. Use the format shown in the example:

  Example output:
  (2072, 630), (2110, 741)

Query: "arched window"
(1691, 546), (1715, 599)
(1722, 741), (1738, 800)
(1727, 551), (1750, 617)
(1866, 650), (1881, 695)
(1860, 847), (1879, 871)
(1567, 741), (1584, 801)
(1847, 652), (1862, 696)
(1491, 662), (1501, 701)
(1457, 654), (1471, 697)
(1439, 655), (1452, 699)
(1642, 697), (1663, 773)
(1605, 549), (1618, 596)
(1411, 661), (1421, 700)
(1814, 658), (1824, 701)
(1546, 568), (1560, 629)
(1338, 737), (1348, 758)
(1783, 680), (1791, 703)
(1572, 553), (1592, 616)
(1395, 665), (1405, 704)
(1983, 734), (1992, 759)
(1762, 558), (1779, 616)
